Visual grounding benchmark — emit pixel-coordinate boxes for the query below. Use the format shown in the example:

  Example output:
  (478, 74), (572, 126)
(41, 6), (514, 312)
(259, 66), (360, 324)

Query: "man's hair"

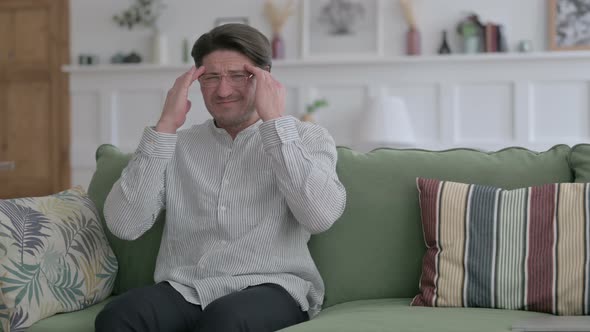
(191, 24), (272, 70)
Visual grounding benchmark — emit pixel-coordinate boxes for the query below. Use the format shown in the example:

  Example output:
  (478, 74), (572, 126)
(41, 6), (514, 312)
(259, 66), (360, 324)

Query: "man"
(95, 24), (346, 332)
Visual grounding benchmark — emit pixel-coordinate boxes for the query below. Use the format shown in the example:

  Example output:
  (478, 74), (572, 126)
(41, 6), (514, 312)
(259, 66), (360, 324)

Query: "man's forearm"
(104, 127), (176, 240)
(259, 117), (346, 234)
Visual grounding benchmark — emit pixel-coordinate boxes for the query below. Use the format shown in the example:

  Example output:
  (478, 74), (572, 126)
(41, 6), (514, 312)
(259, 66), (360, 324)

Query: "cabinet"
(0, 0), (69, 198)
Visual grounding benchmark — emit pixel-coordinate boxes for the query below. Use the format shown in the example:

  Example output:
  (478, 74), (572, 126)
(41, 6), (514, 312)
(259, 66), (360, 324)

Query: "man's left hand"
(244, 63), (285, 122)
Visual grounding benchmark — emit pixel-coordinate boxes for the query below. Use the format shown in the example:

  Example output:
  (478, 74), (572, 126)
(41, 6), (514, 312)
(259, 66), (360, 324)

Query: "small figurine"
(123, 51), (142, 63)
(438, 30), (452, 54)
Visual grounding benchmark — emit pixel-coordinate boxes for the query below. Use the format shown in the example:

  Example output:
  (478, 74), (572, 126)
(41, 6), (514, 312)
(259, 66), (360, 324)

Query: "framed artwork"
(214, 16), (249, 27)
(301, 0), (384, 59)
(548, 0), (590, 50)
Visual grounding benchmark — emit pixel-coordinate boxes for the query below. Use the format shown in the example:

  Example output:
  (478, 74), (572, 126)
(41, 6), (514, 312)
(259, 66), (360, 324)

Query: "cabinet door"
(0, 9), (13, 77)
(0, 81), (53, 198)
(2, 3), (51, 83)
(0, 0), (69, 198)
(14, 5), (49, 68)
(0, 83), (8, 177)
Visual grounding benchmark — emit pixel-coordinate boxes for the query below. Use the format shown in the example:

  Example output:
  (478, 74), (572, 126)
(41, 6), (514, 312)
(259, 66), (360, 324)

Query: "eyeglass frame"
(198, 71), (254, 88)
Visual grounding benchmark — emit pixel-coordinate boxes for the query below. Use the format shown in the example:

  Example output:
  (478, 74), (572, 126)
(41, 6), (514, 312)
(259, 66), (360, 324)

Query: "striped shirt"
(104, 115), (346, 318)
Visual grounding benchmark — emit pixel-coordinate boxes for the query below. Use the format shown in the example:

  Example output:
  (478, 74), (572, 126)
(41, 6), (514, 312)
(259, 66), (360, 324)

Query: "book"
(485, 23), (498, 52)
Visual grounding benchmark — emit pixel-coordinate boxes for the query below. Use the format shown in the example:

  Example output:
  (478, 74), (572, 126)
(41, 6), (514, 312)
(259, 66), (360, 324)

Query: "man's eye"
(203, 76), (220, 82)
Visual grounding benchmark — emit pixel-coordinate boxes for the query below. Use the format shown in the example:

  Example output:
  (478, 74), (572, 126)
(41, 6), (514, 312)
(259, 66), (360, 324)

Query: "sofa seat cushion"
(281, 298), (549, 332)
(28, 297), (549, 332)
(27, 297), (114, 332)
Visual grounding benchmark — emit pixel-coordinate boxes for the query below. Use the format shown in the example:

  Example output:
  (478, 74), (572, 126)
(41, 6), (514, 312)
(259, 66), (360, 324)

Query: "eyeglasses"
(198, 72), (253, 88)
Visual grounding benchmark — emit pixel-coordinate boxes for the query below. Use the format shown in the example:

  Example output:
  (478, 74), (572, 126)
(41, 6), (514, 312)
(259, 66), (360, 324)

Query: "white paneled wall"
(66, 52), (590, 188)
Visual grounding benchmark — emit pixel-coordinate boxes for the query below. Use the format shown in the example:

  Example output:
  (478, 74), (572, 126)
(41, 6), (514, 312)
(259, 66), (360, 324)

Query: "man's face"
(199, 50), (258, 128)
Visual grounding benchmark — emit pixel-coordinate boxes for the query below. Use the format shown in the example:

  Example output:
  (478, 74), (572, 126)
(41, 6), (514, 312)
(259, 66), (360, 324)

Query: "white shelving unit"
(66, 51), (590, 188)
(63, 51), (590, 72)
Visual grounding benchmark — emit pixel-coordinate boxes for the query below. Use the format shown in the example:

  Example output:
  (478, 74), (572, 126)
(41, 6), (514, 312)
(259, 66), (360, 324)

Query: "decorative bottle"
(406, 27), (421, 56)
(271, 34), (285, 59)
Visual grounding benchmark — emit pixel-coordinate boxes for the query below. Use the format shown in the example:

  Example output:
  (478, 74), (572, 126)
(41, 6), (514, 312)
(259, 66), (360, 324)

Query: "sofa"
(27, 142), (590, 331)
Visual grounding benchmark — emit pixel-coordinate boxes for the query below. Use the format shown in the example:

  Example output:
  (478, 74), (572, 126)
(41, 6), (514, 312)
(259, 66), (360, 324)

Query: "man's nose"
(215, 77), (233, 97)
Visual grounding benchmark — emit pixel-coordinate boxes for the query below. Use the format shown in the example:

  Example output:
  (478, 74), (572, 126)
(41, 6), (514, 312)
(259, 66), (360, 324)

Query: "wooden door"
(0, 0), (70, 198)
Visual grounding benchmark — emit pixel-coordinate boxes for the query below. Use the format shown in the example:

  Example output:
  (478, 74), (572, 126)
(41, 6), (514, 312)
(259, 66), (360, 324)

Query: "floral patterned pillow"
(0, 187), (117, 331)
(0, 290), (9, 332)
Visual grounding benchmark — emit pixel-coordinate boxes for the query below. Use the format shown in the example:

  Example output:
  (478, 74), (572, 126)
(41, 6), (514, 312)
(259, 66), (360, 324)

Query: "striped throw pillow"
(411, 178), (590, 315)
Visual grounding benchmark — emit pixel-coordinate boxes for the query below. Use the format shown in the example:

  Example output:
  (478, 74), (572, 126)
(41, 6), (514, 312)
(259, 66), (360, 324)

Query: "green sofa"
(28, 143), (590, 331)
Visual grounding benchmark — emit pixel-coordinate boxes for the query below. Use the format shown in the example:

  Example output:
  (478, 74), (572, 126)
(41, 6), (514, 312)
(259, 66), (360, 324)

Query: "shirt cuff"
(259, 116), (300, 149)
(136, 126), (177, 158)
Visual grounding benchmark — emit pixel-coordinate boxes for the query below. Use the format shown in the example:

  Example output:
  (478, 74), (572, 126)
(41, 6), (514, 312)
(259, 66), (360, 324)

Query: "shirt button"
(220, 240), (228, 246)
(278, 127), (285, 133)
(220, 206), (226, 212)
(223, 180), (229, 185)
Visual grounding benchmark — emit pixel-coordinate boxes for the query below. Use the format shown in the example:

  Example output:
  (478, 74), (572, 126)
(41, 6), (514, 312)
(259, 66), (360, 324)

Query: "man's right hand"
(156, 66), (204, 134)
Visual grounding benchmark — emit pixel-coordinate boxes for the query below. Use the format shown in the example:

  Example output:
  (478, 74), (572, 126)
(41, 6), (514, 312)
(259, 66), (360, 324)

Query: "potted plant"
(113, 0), (168, 64)
(113, 0), (166, 30)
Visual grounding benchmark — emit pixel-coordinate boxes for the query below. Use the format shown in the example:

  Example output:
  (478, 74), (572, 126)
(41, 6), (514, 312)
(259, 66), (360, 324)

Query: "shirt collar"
(207, 118), (263, 138)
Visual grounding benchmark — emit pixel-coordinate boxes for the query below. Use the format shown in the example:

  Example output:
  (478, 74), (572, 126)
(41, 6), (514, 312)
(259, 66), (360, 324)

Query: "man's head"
(191, 24), (272, 130)
(191, 24), (272, 69)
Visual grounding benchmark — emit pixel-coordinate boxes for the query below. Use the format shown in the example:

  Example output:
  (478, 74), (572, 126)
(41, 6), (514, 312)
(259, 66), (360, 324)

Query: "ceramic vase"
(152, 31), (168, 65)
(271, 33), (285, 60)
(406, 27), (421, 56)
(300, 113), (314, 123)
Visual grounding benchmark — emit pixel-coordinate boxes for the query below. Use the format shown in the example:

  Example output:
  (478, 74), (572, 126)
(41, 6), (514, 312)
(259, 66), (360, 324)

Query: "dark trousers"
(95, 282), (309, 332)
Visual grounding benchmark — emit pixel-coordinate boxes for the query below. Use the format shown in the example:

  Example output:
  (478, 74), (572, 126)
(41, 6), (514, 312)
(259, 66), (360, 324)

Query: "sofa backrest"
(313, 145), (573, 308)
(571, 144), (590, 182)
(88, 144), (574, 306)
(87, 144), (161, 295)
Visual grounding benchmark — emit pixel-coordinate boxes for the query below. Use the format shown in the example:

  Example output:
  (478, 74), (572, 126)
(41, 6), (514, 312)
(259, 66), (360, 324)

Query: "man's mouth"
(217, 99), (239, 104)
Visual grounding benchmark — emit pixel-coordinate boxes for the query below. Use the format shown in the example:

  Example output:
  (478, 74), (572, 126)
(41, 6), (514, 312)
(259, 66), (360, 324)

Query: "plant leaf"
(0, 259), (43, 307)
(0, 201), (50, 264)
(9, 306), (29, 331)
(46, 261), (85, 311)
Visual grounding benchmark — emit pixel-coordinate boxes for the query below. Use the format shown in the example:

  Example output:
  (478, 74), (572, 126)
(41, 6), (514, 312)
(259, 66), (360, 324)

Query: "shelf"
(63, 51), (590, 73)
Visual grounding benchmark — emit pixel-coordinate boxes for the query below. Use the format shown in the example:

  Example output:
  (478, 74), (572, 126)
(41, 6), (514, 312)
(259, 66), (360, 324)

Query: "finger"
(244, 63), (265, 77)
(194, 66), (206, 80)
(181, 66), (198, 88)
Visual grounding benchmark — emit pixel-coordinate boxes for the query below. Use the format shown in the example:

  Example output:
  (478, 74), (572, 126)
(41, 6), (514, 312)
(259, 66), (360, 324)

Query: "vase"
(300, 113), (314, 123)
(406, 27), (421, 56)
(463, 35), (480, 54)
(271, 33), (285, 60)
(152, 31), (168, 65)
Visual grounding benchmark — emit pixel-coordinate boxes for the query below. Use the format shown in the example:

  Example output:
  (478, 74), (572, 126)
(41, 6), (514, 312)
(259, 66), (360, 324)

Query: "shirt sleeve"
(104, 126), (177, 240)
(259, 116), (347, 234)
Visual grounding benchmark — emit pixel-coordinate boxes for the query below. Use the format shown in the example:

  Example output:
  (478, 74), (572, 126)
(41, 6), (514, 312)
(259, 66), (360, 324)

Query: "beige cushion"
(0, 187), (117, 330)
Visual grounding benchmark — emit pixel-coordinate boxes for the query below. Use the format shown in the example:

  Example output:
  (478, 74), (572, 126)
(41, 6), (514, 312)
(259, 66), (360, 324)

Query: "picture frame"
(548, 0), (590, 50)
(301, 0), (384, 59)
(214, 16), (249, 27)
